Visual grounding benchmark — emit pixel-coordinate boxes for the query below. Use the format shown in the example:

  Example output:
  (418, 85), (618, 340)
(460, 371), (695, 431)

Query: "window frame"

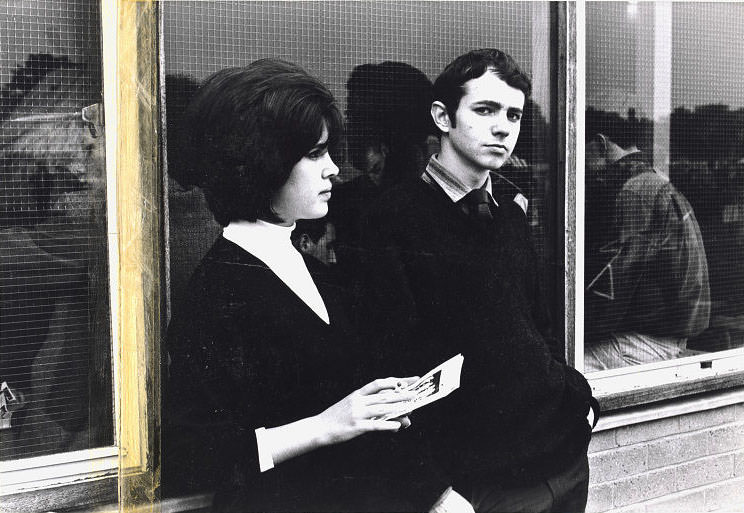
(567, 0), (744, 412)
(0, 0), (162, 510)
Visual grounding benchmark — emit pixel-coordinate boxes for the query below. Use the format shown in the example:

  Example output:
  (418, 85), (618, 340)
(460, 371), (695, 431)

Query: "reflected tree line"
(587, 104), (744, 165)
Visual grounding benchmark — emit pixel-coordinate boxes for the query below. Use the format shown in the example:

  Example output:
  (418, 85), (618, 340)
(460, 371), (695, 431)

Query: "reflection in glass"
(0, 54), (112, 459)
(163, 1), (560, 332)
(585, 2), (744, 371)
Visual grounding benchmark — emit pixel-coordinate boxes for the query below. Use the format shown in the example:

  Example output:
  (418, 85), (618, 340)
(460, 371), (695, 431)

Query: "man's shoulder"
(622, 169), (684, 207)
(624, 168), (666, 187)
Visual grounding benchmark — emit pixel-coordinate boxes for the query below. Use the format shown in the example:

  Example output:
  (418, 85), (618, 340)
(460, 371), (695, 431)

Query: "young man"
(357, 49), (599, 513)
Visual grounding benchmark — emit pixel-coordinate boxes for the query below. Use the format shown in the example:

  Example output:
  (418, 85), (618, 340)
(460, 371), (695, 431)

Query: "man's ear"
(431, 101), (451, 134)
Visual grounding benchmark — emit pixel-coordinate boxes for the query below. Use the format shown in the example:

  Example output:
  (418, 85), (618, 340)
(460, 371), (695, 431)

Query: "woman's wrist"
(264, 415), (331, 467)
(304, 414), (335, 447)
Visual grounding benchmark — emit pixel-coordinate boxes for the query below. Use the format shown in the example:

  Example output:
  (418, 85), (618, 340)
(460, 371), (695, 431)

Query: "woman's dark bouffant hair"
(179, 59), (343, 226)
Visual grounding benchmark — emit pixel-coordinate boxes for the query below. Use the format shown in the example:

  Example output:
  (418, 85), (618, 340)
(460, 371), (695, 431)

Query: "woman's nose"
(322, 155), (340, 178)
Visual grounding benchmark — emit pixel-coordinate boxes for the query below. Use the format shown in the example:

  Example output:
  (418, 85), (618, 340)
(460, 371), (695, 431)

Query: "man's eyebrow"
(473, 100), (503, 109)
(473, 100), (523, 114)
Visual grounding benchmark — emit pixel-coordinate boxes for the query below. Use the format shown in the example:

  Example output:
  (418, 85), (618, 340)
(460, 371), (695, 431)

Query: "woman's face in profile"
(270, 124), (339, 225)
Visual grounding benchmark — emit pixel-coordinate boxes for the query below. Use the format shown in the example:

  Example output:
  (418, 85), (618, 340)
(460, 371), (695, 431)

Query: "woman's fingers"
(365, 402), (411, 420)
(364, 389), (416, 405)
(357, 419), (409, 432)
(359, 376), (419, 395)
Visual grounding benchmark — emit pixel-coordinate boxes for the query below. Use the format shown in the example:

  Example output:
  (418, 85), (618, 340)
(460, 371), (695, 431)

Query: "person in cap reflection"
(584, 133), (711, 371)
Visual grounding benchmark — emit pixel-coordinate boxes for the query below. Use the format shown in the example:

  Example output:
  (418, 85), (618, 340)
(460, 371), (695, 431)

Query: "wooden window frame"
(0, 1), (162, 511)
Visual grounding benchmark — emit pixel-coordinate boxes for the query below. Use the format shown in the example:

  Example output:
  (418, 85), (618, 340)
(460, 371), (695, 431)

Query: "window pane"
(164, 0), (560, 332)
(584, 1), (744, 373)
(0, 0), (113, 459)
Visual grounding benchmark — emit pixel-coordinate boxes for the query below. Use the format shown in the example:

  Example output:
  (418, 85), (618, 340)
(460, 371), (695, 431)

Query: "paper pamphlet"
(381, 353), (464, 420)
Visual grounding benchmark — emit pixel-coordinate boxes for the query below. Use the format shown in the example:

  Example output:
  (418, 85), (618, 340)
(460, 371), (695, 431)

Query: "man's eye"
(474, 107), (492, 115)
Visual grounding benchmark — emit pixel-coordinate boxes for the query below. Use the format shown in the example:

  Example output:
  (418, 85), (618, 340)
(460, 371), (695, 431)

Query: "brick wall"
(587, 402), (744, 512)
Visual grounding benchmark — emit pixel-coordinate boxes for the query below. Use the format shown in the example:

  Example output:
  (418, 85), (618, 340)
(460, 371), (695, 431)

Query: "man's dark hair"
(433, 48), (531, 128)
(179, 58), (343, 226)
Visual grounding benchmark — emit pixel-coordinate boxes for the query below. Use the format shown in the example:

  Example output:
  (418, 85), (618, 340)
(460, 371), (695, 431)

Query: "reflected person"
(329, 61), (436, 278)
(584, 133), (710, 371)
(291, 217), (337, 268)
(0, 55), (109, 458)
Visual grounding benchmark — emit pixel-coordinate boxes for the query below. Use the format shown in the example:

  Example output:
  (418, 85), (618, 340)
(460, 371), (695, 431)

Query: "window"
(163, 0), (562, 333)
(0, 0), (161, 509)
(579, 1), (744, 408)
(0, 0), (111, 463)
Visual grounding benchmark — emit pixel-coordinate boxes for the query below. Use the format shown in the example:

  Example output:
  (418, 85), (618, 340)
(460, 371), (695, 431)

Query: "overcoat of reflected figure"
(584, 133), (710, 371)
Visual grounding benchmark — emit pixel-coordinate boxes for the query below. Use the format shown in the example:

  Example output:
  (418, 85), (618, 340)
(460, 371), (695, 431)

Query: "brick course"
(590, 430), (619, 453)
(647, 431), (708, 469)
(589, 446), (648, 485)
(587, 400), (744, 512)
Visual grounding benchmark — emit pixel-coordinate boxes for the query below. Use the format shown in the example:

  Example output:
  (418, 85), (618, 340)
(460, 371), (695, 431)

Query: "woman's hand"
(315, 376), (419, 445)
(264, 376), (419, 468)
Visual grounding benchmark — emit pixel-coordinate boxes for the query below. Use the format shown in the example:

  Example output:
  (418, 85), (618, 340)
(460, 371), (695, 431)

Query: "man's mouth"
(485, 144), (508, 153)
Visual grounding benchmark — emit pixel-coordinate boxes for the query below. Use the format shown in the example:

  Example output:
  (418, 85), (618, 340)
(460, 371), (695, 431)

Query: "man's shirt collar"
(422, 154), (494, 204)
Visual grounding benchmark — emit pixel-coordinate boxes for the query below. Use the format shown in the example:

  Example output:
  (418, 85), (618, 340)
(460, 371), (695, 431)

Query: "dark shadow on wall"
(165, 73), (222, 312)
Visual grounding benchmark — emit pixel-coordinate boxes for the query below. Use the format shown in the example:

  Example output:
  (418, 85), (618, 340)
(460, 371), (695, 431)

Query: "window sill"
(594, 386), (744, 432)
(0, 446), (120, 496)
(0, 476), (117, 513)
(588, 348), (744, 410)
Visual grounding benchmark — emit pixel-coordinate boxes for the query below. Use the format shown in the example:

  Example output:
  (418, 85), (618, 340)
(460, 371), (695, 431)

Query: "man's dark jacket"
(356, 174), (596, 498)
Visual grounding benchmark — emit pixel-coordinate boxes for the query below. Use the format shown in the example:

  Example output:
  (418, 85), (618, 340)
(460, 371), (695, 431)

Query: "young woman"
(161, 59), (421, 512)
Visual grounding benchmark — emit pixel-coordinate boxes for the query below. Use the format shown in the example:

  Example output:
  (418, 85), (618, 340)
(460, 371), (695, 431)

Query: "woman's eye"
(508, 112), (522, 122)
(308, 148), (327, 160)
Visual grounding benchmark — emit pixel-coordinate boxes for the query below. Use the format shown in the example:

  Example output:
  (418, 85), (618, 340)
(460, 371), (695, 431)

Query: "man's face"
(446, 71), (525, 177)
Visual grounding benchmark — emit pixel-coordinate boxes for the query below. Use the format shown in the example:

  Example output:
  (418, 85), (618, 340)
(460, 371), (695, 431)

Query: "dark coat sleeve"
(163, 291), (268, 495)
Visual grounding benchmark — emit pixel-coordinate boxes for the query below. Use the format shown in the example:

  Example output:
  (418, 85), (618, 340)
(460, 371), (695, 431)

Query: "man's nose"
(491, 116), (510, 137)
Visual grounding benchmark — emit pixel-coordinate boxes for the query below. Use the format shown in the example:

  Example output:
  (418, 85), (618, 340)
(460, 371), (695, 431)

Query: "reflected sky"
(587, 2), (744, 114)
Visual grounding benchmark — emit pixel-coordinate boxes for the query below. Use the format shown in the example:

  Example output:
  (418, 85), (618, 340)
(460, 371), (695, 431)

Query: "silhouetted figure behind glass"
(164, 73), (223, 309)
(328, 61), (436, 282)
(584, 133), (710, 371)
